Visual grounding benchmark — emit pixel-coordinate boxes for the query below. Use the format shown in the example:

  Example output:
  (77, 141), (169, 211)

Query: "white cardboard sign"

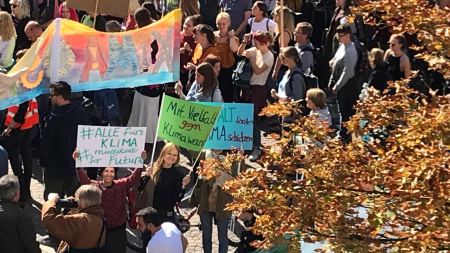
(76, 125), (146, 168)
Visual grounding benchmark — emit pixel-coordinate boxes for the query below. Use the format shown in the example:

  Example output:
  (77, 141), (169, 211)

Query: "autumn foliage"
(197, 1), (450, 252)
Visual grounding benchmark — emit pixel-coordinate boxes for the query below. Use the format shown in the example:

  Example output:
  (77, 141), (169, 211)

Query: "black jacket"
(39, 103), (88, 177)
(0, 201), (41, 253)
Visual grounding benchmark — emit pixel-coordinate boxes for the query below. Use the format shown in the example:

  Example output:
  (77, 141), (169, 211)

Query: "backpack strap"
(250, 17), (254, 31)
(266, 18), (269, 32)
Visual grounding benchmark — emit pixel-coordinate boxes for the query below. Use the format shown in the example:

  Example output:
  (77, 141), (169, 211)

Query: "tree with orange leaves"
(197, 1), (449, 252)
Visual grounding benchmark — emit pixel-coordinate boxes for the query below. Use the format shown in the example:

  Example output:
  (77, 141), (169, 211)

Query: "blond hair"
(0, 11), (16, 40)
(151, 143), (180, 183)
(272, 6), (295, 36)
(216, 12), (231, 25)
(12, 0), (31, 19)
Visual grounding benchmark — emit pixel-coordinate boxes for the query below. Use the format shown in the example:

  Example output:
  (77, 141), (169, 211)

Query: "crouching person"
(41, 185), (106, 253)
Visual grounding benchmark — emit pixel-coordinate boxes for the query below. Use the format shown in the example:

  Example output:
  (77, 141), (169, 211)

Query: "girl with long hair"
(248, 1), (277, 35)
(58, 1), (78, 22)
(0, 11), (16, 69)
(176, 62), (223, 102)
(384, 34), (412, 80)
(136, 143), (190, 222)
(271, 46), (306, 101)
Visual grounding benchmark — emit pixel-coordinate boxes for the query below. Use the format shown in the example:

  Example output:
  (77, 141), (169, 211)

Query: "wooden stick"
(279, 0), (285, 48)
(93, 0), (100, 29)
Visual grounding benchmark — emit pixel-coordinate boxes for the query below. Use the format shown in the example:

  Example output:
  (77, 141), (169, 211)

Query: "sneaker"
(249, 149), (262, 162)
(36, 234), (60, 247)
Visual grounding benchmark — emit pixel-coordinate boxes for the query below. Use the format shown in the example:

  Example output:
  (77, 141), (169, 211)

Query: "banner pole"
(280, 0), (285, 48)
(93, 0), (100, 29)
(149, 94), (166, 167)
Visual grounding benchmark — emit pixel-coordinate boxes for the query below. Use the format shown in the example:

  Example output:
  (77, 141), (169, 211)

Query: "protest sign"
(0, 9), (181, 110)
(67, 0), (131, 18)
(203, 103), (253, 150)
(157, 95), (222, 152)
(76, 125), (146, 168)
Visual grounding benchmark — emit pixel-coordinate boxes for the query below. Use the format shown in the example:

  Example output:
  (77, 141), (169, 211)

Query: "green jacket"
(0, 201), (41, 253)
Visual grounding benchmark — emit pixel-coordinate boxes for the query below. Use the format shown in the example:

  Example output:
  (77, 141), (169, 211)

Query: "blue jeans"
(200, 212), (229, 253)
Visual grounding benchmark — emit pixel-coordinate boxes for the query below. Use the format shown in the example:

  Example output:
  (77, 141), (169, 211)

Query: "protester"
(2, 98), (38, 202)
(190, 149), (237, 253)
(176, 62), (223, 102)
(306, 88), (332, 126)
(24, 20), (43, 42)
(8, 0), (31, 56)
(294, 22), (315, 73)
(248, 1), (277, 36)
(58, 1), (79, 22)
(39, 81), (88, 200)
(384, 33), (412, 80)
(41, 185), (106, 253)
(0, 11), (16, 70)
(237, 31), (274, 161)
(127, 7), (163, 153)
(219, 0), (252, 38)
(180, 15), (201, 89)
(270, 6), (296, 81)
(214, 12), (239, 102)
(328, 24), (358, 142)
(135, 143), (190, 222)
(271, 46), (306, 101)
(136, 207), (187, 253)
(199, 0), (219, 29)
(74, 151), (147, 253)
(323, 0), (352, 62)
(368, 48), (392, 91)
(0, 175), (41, 253)
(186, 23), (220, 86)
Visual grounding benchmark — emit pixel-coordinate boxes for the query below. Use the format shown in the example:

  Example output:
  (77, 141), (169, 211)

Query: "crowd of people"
(1, 0), (449, 252)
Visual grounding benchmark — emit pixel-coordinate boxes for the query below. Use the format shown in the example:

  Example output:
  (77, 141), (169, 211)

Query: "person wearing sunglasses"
(9, 0), (31, 56)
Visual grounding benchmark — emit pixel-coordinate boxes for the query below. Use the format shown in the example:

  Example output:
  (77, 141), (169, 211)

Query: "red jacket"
(77, 167), (143, 228)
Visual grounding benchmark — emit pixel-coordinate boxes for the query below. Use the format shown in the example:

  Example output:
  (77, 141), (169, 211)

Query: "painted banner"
(76, 125), (146, 167)
(157, 95), (222, 152)
(203, 103), (254, 150)
(0, 9), (181, 110)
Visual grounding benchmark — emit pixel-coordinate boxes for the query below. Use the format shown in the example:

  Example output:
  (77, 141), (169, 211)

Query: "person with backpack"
(248, 1), (277, 36)
(328, 24), (358, 142)
(271, 46), (306, 101)
(294, 22), (316, 74)
(237, 31), (274, 162)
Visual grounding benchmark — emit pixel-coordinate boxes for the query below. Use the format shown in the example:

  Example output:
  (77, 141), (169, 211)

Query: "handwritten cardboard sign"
(67, 0), (131, 18)
(203, 103), (253, 150)
(157, 95), (222, 152)
(76, 125), (146, 167)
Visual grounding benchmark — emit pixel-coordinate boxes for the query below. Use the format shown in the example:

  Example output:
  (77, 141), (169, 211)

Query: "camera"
(56, 199), (78, 208)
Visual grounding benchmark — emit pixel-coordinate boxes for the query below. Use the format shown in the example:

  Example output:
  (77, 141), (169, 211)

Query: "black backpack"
(301, 46), (322, 75)
(288, 69), (319, 96)
(232, 57), (252, 89)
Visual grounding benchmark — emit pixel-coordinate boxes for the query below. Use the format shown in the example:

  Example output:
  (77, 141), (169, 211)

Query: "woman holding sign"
(74, 151), (147, 253)
(135, 143), (190, 223)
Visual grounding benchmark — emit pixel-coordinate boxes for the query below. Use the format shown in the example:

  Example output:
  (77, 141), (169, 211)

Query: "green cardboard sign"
(157, 95), (222, 151)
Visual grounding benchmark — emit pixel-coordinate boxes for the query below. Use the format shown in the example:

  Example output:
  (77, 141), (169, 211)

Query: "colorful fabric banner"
(0, 9), (181, 110)
(203, 103), (254, 150)
(76, 125), (146, 167)
(157, 95), (223, 152)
